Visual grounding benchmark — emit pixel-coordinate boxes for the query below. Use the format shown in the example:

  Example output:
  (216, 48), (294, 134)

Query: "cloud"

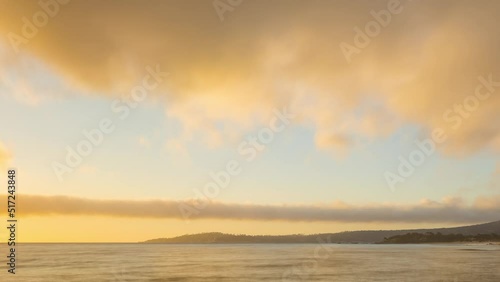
(0, 43), (73, 106)
(4, 194), (500, 223)
(0, 0), (499, 154)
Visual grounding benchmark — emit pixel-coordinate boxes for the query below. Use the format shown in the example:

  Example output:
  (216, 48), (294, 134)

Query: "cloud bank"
(0, 0), (499, 154)
(4, 194), (500, 223)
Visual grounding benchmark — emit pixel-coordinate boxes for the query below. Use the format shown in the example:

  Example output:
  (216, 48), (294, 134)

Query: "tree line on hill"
(143, 220), (500, 244)
(379, 232), (500, 244)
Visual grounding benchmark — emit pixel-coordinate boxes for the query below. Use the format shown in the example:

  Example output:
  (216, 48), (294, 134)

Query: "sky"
(0, 0), (499, 242)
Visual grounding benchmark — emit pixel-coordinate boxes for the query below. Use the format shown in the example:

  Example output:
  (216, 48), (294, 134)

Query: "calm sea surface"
(5, 243), (500, 281)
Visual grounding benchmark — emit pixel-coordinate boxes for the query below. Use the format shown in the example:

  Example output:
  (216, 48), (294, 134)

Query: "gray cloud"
(5, 194), (500, 223)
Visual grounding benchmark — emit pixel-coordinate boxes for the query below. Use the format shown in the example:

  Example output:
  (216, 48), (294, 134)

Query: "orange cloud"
(0, 0), (498, 154)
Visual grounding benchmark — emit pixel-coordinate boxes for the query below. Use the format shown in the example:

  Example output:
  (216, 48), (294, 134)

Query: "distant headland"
(143, 220), (500, 244)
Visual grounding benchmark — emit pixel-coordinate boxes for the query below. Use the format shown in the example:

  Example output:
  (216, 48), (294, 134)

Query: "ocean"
(6, 243), (500, 281)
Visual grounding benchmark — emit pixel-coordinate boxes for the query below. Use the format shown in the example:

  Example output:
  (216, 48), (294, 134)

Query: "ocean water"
(5, 243), (500, 281)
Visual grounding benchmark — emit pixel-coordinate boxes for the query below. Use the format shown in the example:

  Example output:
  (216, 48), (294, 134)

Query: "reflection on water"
(9, 243), (500, 281)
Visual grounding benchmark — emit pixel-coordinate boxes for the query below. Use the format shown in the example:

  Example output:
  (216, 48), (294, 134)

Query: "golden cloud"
(0, 0), (499, 154)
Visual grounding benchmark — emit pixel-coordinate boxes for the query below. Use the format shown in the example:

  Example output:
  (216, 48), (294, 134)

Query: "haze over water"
(18, 244), (500, 281)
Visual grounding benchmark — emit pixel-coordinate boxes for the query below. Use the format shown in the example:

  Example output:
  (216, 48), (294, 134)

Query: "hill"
(380, 232), (500, 244)
(143, 220), (500, 244)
